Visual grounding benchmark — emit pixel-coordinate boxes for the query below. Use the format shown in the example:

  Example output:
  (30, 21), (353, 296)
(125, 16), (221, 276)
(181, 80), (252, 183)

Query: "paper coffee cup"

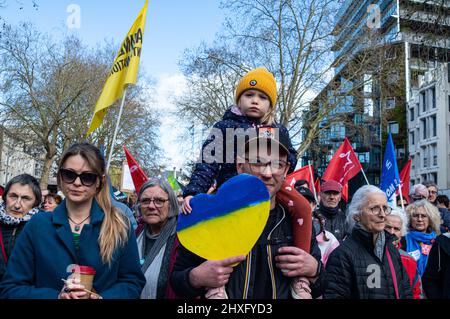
(72, 265), (96, 299)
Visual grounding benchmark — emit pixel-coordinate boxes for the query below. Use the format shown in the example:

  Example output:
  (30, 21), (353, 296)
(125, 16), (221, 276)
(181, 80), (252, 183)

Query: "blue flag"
(380, 133), (400, 207)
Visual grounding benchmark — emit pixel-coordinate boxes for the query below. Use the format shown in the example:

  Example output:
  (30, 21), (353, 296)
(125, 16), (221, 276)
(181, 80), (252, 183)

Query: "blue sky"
(2, 0), (224, 76)
(2, 0), (225, 170)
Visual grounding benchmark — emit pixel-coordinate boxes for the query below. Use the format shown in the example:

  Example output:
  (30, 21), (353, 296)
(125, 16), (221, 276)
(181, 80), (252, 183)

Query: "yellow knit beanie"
(235, 67), (277, 107)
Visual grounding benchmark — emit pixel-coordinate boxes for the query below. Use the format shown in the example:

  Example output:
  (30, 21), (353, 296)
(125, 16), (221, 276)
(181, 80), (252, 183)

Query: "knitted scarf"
(405, 230), (436, 277)
(0, 203), (39, 226)
(137, 217), (177, 299)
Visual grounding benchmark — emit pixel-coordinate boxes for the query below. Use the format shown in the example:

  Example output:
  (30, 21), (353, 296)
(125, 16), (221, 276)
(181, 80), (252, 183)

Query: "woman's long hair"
(58, 142), (129, 264)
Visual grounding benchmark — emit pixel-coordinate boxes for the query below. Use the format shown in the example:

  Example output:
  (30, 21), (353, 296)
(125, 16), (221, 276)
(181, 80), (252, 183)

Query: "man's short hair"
(296, 186), (316, 204)
(294, 179), (309, 189)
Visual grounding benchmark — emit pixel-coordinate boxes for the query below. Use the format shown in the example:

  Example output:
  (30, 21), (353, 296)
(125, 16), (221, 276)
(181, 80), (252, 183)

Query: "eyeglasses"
(140, 198), (169, 208)
(412, 213), (428, 219)
(59, 168), (99, 187)
(246, 158), (288, 174)
(367, 205), (392, 215)
(429, 190), (438, 195)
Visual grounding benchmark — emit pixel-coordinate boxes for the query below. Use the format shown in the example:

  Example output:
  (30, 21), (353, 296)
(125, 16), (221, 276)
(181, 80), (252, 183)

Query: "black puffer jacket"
(324, 224), (413, 299)
(0, 223), (26, 281)
(422, 233), (450, 299)
(184, 108), (297, 197)
(316, 205), (347, 243)
(171, 204), (324, 299)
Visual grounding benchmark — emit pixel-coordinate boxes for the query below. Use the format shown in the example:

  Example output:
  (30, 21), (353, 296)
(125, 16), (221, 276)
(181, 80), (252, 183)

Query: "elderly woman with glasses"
(136, 178), (179, 299)
(401, 200), (441, 278)
(324, 185), (412, 299)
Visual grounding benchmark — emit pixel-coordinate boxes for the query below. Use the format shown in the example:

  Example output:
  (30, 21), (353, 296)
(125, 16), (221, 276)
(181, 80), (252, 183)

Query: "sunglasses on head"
(59, 168), (99, 187)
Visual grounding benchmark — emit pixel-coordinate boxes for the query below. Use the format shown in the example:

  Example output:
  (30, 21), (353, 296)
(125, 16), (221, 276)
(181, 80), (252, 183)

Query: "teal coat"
(0, 199), (145, 299)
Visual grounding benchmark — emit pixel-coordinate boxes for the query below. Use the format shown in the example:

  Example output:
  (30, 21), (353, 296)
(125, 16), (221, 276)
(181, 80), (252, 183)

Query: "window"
(422, 146), (429, 168)
(432, 144), (437, 166)
(354, 114), (364, 125)
(387, 72), (399, 85)
(388, 122), (399, 134)
(410, 131), (415, 145)
(410, 106), (415, 121)
(431, 87), (436, 109)
(421, 92), (427, 112)
(385, 98), (396, 109)
(431, 115), (437, 137)
(448, 95), (450, 112)
(358, 152), (370, 163)
(364, 98), (374, 116)
(397, 148), (405, 159)
(422, 119), (427, 139)
(364, 74), (372, 94)
(431, 173), (437, 184)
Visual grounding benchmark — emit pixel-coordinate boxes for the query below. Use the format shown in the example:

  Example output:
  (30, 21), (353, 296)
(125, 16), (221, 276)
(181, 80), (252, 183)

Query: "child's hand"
(181, 196), (193, 214)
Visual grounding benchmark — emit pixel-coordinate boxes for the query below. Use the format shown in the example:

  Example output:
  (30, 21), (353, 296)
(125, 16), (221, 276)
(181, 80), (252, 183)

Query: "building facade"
(0, 128), (43, 186)
(304, 0), (450, 195)
(408, 62), (450, 189)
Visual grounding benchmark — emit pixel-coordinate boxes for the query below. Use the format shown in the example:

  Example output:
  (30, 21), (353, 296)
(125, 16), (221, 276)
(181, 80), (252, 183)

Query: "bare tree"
(175, 0), (385, 160)
(0, 23), (162, 187)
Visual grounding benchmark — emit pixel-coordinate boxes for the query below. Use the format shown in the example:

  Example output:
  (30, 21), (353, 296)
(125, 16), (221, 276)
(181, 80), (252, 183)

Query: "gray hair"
(346, 185), (387, 233)
(2, 174), (42, 208)
(423, 181), (438, 190)
(405, 199), (441, 235)
(387, 207), (408, 236)
(138, 178), (179, 217)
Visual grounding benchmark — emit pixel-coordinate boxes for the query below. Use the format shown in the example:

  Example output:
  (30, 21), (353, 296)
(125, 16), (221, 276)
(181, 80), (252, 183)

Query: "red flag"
(323, 138), (362, 201)
(314, 177), (321, 194)
(123, 146), (148, 194)
(286, 165), (314, 192)
(396, 159), (412, 204)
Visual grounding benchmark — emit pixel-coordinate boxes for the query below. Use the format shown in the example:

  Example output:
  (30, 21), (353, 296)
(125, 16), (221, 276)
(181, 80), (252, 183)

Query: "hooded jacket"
(184, 108), (297, 197)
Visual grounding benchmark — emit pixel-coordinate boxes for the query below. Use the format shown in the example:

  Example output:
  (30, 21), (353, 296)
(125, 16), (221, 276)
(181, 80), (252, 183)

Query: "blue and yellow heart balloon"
(177, 174), (270, 262)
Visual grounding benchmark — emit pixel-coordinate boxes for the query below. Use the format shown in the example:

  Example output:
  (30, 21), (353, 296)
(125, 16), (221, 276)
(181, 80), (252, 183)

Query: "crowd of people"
(0, 67), (449, 299)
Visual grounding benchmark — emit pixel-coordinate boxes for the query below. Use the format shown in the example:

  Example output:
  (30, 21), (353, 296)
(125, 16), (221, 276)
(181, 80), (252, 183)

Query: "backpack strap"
(385, 246), (400, 299)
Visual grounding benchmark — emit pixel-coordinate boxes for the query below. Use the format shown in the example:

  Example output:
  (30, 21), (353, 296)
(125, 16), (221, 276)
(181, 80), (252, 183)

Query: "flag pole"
(308, 162), (318, 203)
(360, 167), (370, 185)
(106, 87), (128, 173)
(397, 183), (405, 210)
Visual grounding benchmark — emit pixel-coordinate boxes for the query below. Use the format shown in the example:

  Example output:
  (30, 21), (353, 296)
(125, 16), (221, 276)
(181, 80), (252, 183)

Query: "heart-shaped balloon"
(177, 174), (270, 262)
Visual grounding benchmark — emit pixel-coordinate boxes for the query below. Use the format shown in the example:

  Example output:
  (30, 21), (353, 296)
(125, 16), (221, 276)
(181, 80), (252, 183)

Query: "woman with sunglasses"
(136, 178), (179, 299)
(0, 142), (145, 299)
(401, 200), (441, 278)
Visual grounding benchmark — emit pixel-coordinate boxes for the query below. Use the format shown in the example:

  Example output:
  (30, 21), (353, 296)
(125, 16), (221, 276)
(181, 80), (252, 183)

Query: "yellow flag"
(87, 1), (148, 136)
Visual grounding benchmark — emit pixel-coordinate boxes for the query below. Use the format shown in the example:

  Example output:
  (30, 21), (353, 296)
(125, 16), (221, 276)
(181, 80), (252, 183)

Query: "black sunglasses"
(59, 168), (99, 187)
